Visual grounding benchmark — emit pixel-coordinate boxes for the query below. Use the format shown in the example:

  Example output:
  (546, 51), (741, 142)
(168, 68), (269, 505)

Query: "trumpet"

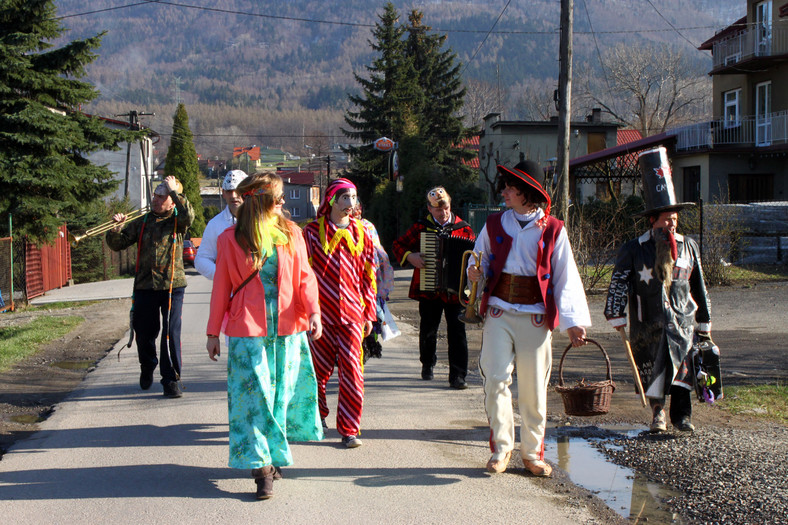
(458, 249), (484, 325)
(68, 206), (149, 245)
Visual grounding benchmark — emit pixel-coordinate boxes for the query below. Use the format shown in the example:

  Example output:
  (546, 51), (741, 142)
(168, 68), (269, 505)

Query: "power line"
(643, 0), (700, 49)
(461, 0), (512, 76)
(581, 0), (611, 93)
(56, 1), (157, 19)
(54, 0), (731, 37)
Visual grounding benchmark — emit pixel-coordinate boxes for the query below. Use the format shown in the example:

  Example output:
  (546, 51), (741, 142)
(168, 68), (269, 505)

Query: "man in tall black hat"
(466, 160), (590, 477)
(604, 146), (712, 432)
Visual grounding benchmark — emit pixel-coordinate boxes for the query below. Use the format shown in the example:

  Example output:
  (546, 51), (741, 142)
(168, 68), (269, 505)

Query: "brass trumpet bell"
(458, 249), (484, 325)
(68, 206), (149, 246)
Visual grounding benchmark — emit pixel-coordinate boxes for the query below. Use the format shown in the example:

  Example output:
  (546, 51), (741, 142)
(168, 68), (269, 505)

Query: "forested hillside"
(54, 0), (742, 156)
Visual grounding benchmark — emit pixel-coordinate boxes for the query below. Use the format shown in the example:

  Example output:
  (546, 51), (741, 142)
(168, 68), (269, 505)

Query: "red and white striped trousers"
(309, 322), (364, 438)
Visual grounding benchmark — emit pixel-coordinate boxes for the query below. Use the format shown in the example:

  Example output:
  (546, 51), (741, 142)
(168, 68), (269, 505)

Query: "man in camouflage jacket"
(106, 176), (195, 398)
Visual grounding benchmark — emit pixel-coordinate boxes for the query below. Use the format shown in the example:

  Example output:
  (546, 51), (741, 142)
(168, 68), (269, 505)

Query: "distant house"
(259, 147), (287, 164)
(87, 115), (157, 210)
(573, 0), (788, 205)
(278, 170), (320, 221)
(479, 109), (619, 203)
(232, 146), (262, 172)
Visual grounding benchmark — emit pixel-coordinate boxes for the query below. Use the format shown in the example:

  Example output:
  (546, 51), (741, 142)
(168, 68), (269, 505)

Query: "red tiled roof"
(617, 129), (642, 146)
(458, 135), (480, 169)
(281, 171), (317, 185)
(616, 129), (644, 168)
(699, 16), (747, 50)
(233, 146), (260, 161)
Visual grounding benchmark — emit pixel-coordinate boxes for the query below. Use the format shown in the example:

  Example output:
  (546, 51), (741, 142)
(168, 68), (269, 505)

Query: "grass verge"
(724, 264), (788, 285)
(0, 316), (84, 371)
(719, 384), (788, 425)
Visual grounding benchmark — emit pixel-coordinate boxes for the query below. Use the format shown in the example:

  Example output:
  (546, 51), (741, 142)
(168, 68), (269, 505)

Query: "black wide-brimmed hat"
(636, 146), (695, 217)
(497, 160), (551, 216)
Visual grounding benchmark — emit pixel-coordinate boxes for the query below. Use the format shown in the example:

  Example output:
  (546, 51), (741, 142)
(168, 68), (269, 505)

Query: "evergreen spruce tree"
(342, 3), (479, 244)
(342, 1), (421, 206)
(0, 0), (136, 242)
(164, 103), (205, 237)
(405, 9), (476, 188)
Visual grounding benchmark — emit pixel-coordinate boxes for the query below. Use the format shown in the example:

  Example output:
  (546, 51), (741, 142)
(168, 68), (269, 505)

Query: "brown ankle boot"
(253, 466), (275, 500)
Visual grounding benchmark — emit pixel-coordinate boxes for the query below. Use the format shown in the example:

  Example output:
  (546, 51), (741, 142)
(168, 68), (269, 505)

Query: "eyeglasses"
(276, 194), (285, 203)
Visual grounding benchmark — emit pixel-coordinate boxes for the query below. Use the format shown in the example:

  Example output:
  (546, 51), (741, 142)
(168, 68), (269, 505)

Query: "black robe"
(604, 231), (711, 396)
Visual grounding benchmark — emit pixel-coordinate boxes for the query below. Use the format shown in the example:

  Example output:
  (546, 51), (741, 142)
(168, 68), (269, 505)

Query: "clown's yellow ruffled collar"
(317, 216), (366, 256)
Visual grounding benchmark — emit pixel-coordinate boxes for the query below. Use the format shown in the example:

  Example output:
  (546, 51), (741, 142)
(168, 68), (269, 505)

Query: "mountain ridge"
(53, 0), (743, 155)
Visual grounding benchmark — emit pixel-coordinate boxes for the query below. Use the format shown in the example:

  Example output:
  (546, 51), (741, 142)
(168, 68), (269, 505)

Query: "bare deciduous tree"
(578, 43), (711, 137)
(510, 77), (557, 121)
(463, 78), (499, 128)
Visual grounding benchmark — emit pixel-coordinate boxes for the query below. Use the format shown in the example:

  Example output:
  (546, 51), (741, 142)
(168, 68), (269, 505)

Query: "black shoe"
(674, 416), (695, 432)
(421, 365), (433, 380)
(450, 378), (468, 390)
(139, 369), (154, 390)
(163, 381), (182, 398)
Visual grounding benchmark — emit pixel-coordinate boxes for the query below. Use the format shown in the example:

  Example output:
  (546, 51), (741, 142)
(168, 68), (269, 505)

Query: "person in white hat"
(195, 169), (249, 279)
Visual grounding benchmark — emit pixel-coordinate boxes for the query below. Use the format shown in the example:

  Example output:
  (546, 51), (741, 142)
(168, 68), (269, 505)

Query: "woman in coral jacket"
(206, 172), (323, 500)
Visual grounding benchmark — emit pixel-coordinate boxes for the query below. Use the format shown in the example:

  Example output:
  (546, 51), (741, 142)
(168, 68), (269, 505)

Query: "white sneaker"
(650, 407), (667, 432)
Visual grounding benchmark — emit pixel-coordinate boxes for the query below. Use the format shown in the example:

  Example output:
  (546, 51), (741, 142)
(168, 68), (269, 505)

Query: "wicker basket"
(554, 338), (616, 416)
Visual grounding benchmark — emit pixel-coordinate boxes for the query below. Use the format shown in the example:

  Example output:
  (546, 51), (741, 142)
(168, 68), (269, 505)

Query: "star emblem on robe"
(638, 264), (654, 285)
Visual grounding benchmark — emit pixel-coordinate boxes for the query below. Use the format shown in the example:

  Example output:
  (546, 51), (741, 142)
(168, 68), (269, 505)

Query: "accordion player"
(419, 231), (476, 295)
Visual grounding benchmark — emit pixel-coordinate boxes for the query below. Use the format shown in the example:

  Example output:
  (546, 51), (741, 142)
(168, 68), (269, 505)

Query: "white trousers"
(479, 307), (552, 461)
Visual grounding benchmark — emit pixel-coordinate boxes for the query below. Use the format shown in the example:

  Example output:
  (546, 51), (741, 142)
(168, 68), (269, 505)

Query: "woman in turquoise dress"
(206, 172), (323, 500)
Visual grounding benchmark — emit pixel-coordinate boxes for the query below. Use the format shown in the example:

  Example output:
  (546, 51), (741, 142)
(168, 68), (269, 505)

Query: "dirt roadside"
(0, 299), (130, 454)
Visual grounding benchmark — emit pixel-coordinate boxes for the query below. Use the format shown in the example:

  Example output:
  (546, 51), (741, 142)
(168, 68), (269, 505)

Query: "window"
(723, 89), (741, 128)
(728, 173), (774, 202)
(289, 188), (301, 200)
(756, 81), (772, 146)
(289, 206), (301, 218)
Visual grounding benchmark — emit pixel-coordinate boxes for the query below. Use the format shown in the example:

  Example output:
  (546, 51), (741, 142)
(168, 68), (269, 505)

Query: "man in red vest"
(467, 161), (590, 477)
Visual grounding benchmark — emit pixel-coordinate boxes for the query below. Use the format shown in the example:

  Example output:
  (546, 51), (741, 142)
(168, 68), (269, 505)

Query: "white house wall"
(87, 136), (153, 210)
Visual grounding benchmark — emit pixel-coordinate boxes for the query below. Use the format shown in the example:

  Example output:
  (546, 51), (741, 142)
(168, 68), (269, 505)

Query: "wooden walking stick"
(618, 328), (647, 407)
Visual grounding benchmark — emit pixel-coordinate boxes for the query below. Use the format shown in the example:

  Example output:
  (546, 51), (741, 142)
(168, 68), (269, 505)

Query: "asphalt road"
(1, 270), (600, 525)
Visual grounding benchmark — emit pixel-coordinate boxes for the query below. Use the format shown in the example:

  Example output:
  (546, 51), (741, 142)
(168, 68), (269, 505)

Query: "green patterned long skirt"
(226, 250), (323, 469)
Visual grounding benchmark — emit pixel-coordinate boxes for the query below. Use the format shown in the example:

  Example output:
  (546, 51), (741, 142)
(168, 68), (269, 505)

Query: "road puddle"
(51, 360), (94, 370)
(9, 414), (44, 424)
(545, 425), (686, 523)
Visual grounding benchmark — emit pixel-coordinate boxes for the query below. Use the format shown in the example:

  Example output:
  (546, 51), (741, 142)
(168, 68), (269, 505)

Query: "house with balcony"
(670, 0), (788, 203)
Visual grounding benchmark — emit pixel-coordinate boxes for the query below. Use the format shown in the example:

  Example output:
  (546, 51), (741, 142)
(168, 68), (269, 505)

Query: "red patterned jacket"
(303, 216), (377, 325)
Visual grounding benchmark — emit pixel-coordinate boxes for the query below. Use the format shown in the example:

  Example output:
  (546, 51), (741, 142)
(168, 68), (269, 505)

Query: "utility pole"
(555, 0), (573, 221)
(116, 110), (154, 200)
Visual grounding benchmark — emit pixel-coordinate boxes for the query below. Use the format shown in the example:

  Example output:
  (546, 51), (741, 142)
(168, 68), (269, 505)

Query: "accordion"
(419, 232), (476, 294)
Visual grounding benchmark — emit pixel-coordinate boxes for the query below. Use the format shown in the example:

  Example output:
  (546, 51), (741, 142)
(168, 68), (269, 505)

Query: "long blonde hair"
(234, 172), (294, 269)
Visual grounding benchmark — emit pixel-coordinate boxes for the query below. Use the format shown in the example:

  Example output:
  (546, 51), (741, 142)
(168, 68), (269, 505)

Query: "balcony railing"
(672, 111), (788, 151)
(712, 24), (788, 69)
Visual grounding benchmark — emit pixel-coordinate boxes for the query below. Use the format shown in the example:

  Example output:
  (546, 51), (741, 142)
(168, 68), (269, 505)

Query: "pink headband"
(317, 178), (356, 217)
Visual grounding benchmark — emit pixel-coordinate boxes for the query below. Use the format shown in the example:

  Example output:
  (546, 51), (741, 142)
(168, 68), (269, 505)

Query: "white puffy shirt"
(194, 207), (236, 280)
(470, 208), (591, 332)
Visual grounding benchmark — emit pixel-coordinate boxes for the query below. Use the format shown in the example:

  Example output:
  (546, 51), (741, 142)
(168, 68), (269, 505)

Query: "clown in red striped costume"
(303, 178), (377, 448)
